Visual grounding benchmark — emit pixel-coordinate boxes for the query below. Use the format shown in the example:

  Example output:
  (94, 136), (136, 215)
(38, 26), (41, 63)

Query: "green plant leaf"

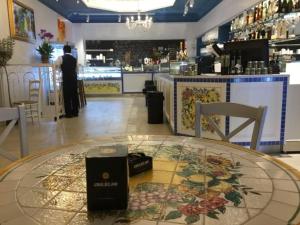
(165, 210), (182, 220)
(185, 215), (200, 224)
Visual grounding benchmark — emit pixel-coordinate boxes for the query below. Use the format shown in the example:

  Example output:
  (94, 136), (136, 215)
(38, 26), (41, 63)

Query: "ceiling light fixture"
(126, 12), (153, 30)
(183, 0), (195, 16)
(81, 0), (175, 12)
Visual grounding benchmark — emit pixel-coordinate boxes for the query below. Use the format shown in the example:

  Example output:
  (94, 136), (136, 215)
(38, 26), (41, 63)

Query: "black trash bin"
(145, 85), (157, 106)
(147, 91), (164, 124)
(143, 80), (155, 94)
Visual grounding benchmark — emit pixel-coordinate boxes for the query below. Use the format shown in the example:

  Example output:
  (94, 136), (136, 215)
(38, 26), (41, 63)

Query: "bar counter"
(155, 73), (289, 153)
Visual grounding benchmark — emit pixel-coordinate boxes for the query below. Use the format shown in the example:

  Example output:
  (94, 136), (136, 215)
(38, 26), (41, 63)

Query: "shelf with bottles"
(229, 0), (300, 42)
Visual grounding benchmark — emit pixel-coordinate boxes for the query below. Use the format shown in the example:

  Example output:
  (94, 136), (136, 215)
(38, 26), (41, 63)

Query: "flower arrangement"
(36, 29), (54, 63)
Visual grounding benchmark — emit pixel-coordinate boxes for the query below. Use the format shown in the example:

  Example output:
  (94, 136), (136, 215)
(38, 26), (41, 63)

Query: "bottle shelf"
(230, 10), (300, 34)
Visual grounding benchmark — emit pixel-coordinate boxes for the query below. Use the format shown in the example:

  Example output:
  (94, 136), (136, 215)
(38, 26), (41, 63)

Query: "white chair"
(0, 105), (29, 160)
(195, 102), (267, 150)
(13, 80), (42, 123)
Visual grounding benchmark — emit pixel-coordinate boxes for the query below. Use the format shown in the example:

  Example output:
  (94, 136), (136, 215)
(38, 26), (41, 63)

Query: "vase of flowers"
(36, 29), (54, 63)
(0, 37), (15, 106)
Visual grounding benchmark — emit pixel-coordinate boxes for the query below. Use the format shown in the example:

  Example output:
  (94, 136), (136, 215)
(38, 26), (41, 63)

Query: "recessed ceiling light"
(81, 0), (176, 12)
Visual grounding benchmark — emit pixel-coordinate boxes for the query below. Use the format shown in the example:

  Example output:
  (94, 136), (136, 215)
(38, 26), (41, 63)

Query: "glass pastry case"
(78, 66), (122, 95)
(169, 58), (198, 76)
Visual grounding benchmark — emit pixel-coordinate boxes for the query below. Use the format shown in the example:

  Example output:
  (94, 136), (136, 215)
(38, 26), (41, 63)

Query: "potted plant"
(0, 37), (15, 106)
(36, 29), (54, 63)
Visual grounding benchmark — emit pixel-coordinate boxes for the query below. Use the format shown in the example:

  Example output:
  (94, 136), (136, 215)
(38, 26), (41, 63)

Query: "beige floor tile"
(2, 215), (39, 225)
(243, 192), (272, 209)
(0, 202), (23, 223)
(0, 180), (18, 193)
(239, 177), (273, 193)
(46, 191), (86, 211)
(205, 207), (249, 225)
(263, 200), (298, 222)
(272, 190), (300, 206)
(244, 213), (286, 225)
(18, 189), (58, 208)
(273, 179), (298, 192)
(0, 191), (16, 206)
(33, 208), (76, 224)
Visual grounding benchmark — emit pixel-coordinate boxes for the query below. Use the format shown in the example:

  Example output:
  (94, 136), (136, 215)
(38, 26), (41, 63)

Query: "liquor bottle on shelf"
(230, 51), (237, 74)
(295, 0), (300, 10)
(281, 0), (289, 13)
(288, 19), (296, 38)
(249, 8), (255, 24)
(276, 0), (283, 14)
(236, 51), (243, 74)
(263, 1), (268, 21)
(246, 10), (250, 25)
(260, 3), (264, 21)
(287, 0), (294, 12)
(254, 6), (257, 23)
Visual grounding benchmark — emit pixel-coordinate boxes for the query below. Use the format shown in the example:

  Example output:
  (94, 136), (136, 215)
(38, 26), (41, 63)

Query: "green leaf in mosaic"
(208, 178), (220, 187)
(145, 205), (159, 214)
(218, 206), (226, 214)
(165, 210), (182, 220)
(207, 211), (219, 219)
(185, 215), (200, 224)
(250, 191), (261, 195)
(224, 175), (239, 184)
(176, 167), (197, 177)
(225, 191), (242, 207)
(115, 218), (132, 223)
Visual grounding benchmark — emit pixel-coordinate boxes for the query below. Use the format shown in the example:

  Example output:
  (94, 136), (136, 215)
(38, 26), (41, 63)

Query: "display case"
(169, 59), (197, 76)
(78, 66), (122, 95)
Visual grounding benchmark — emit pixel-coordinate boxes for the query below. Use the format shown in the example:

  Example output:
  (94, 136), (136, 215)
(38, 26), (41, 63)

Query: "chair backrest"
(29, 80), (41, 102)
(195, 102), (267, 150)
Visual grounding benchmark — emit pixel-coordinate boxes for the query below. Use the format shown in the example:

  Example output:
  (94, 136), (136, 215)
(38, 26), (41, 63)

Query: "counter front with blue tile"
(156, 74), (289, 153)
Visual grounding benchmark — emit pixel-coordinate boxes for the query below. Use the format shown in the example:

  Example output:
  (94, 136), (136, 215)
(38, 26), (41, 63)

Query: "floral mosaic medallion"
(180, 87), (222, 134)
(1, 135), (300, 225)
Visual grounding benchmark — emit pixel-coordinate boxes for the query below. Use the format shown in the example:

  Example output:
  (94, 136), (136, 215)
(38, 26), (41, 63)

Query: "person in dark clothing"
(56, 45), (79, 118)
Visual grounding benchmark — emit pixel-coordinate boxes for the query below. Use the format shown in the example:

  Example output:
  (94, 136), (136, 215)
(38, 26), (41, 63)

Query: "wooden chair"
(195, 102), (267, 150)
(13, 80), (42, 123)
(78, 80), (87, 108)
(0, 105), (29, 161)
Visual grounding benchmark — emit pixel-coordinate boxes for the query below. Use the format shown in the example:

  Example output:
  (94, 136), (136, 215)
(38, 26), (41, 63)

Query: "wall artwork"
(7, 0), (36, 43)
(57, 18), (65, 42)
(177, 82), (226, 138)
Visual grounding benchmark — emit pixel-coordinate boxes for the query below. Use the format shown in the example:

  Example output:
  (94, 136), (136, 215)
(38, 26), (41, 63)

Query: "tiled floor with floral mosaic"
(1, 135), (300, 225)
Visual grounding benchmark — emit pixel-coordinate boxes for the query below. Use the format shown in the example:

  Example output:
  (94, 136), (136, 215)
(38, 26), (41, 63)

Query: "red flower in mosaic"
(199, 196), (228, 211)
(178, 203), (208, 216)
(207, 155), (233, 168)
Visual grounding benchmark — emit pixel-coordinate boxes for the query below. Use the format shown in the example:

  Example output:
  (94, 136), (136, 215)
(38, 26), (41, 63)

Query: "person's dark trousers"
(63, 81), (79, 117)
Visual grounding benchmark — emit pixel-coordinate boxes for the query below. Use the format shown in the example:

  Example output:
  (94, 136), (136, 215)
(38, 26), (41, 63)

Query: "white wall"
(71, 22), (197, 65)
(0, 0), (72, 64)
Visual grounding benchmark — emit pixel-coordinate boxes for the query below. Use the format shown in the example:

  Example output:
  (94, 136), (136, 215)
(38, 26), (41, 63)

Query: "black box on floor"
(128, 153), (153, 177)
(85, 145), (128, 211)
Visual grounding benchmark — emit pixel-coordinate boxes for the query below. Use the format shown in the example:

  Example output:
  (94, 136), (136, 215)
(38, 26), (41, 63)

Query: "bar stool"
(78, 80), (87, 108)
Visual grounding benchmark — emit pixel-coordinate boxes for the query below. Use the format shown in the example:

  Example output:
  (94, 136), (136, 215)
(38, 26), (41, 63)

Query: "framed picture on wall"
(7, 0), (36, 43)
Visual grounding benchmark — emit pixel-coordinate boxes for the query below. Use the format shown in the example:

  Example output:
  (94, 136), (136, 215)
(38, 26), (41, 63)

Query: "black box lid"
(86, 145), (128, 158)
